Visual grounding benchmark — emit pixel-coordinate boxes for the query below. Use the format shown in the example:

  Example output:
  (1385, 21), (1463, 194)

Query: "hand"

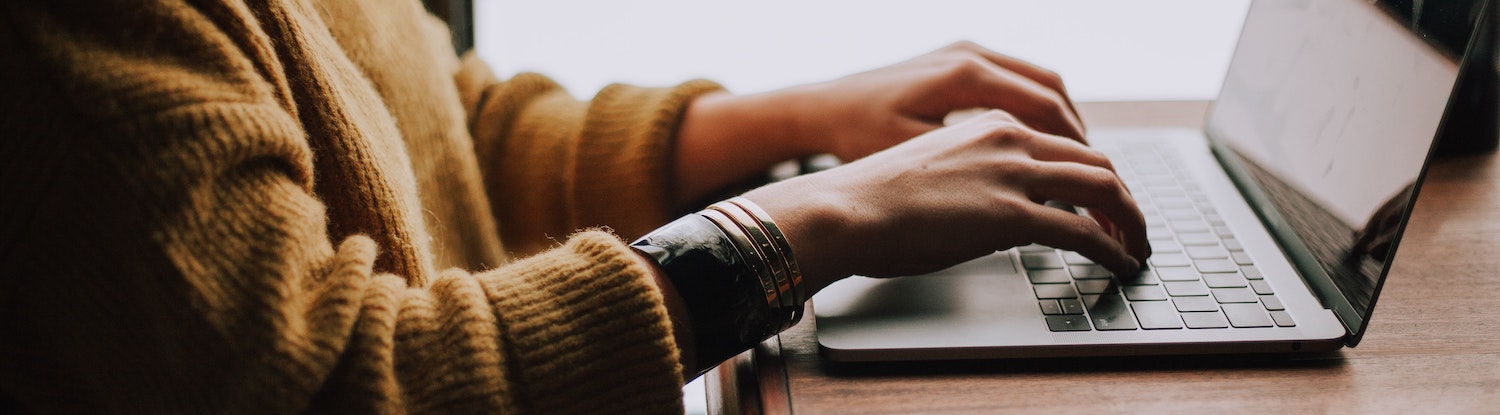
(673, 41), (1086, 207)
(742, 111), (1148, 294)
(788, 41), (1087, 161)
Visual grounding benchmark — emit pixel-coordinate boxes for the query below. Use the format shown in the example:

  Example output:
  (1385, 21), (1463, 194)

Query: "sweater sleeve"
(0, 1), (683, 414)
(454, 55), (724, 256)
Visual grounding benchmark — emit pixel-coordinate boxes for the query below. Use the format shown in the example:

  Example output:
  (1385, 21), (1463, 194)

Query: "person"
(0, 0), (1149, 413)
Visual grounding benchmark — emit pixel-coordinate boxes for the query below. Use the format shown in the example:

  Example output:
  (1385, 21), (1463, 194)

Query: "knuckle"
(1058, 216), (1098, 241)
(1037, 68), (1066, 91)
(947, 40), (980, 52)
(981, 122), (1031, 145)
(1045, 93), (1073, 119)
(1086, 148), (1115, 170)
(1081, 167), (1118, 191)
(988, 156), (1038, 186)
(975, 109), (1017, 123)
(990, 192), (1027, 213)
(945, 56), (990, 81)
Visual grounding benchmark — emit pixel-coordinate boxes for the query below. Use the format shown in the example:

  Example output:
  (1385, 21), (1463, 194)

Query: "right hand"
(742, 110), (1150, 294)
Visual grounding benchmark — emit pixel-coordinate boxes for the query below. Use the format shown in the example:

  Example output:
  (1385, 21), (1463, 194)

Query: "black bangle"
(631, 214), (782, 374)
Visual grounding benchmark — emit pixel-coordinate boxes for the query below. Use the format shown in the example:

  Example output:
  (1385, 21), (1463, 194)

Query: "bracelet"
(728, 197), (806, 325)
(630, 198), (805, 373)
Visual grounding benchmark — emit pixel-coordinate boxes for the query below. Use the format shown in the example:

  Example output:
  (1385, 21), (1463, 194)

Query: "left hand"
(785, 41), (1086, 161)
(673, 41), (1086, 207)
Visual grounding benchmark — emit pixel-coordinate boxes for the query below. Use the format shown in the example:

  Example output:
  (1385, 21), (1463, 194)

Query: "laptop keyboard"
(1025, 143), (1297, 332)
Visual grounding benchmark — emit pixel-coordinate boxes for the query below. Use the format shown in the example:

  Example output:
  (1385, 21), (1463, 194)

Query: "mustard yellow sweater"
(0, 0), (722, 413)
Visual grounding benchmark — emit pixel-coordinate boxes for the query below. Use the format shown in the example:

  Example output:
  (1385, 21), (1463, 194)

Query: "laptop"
(814, 0), (1492, 361)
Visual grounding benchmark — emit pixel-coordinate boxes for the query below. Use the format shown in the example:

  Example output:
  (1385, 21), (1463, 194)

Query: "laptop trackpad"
(814, 251), (1049, 351)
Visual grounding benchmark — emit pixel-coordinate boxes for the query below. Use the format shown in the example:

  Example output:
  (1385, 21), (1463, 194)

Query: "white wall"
(474, 0), (1249, 101)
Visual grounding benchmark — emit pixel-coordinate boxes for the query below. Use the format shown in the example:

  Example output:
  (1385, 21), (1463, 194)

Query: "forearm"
(672, 89), (826, 208)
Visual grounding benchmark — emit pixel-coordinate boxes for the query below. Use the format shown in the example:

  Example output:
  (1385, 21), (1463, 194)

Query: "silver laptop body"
(815, 0), (1490, 361)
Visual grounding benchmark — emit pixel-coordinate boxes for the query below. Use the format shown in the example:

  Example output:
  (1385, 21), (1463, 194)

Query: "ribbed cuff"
(573, 80), (725, 240)
(477, 230), (683, 414)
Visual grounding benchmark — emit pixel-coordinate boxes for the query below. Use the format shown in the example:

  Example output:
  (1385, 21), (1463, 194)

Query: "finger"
(1023, 133), (1114, 171)
(971, 122), (1111, 171)
(945, 108), (1015, 126)
(940, 62), (1087, 143)
(1018, 202), (1140, 276)
(1023, 162), (1150, 261)
(947, 41), (1084, 132)
(946, 41), (1068, 96)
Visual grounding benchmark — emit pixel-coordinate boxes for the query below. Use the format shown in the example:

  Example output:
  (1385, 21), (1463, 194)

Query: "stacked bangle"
(630, 197), (805, 373)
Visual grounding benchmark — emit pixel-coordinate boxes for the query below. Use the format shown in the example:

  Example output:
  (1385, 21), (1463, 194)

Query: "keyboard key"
(1062, 252), (1095, 265)
(1147, 226), (1175, 241)
(1158, 197), (1194, 209)
(1181, 311), (1230, 329)
(1045, 315), (1093, 331)
(1069, 264), (1113, 279)
(1171, 220), (1210, 233)
(1269, 310), (1297, 327)
(1150, 187), (1185, 198)
(1187, 246), (1230, 259)
(1059, 298), (1086, 315)
(1039, 300), (1064, 315)
(1195, 259), (1238, 273)
(1087, 294), (1139, 330)
(1022, 253), (1065, 269)
(1163, 208), (1199, 220)
(1173, 296), (1221, 312)
(1141, 175), (1175, 186)
(1019, 244), (1054, 253)
(1123, 285), (1169, 301)
(1212, 287), (1260, 303)
(1120, 268), (1161, 285)
(1164, 280), (1211, 296)
(1151, 254), (1192, 268)
(1232, 252), (1255, 266)
(1145, 215), (1167, 227)
(1205, 213), (1225, 225)
(1204, 273), (1248, 288)
(1222, 303), (1274, 328)
(1249, 279), (1275, 295)
(1155, 267), (1201, 281)
(1241, 265), (1263, 279)
(1081, 294), (1104, 308)
(1222, 238), (1243, 251)
(1028, 269), (1072, 284)
(1076, 279), (1119, 295)
(1151, 240), (1184, 253)
(1212, 226), (1234, 237)
(1260, 295), (1285, 311)
(1034, 284), (1079, 299)
(1180, 233), (1220, 246)
(1132, 301), (1185, 329)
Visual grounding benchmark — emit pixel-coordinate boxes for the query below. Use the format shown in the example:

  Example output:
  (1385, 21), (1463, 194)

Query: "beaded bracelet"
(630, 197), (804, 373)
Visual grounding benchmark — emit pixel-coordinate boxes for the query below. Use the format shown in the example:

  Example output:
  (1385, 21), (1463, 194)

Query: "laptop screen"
(1204, 0), (1486, 343)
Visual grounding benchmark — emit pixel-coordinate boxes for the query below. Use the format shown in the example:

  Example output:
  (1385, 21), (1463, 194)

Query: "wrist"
(631, 202), (807, 374)
(741, 175), (862, 295)
(766, 84), (835, 157)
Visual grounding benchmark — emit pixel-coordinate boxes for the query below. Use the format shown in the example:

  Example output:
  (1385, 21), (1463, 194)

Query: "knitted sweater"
(0, 0), (722, 413)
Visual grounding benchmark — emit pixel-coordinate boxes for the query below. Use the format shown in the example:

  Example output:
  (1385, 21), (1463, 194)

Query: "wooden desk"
(706, 101), (1500, 414)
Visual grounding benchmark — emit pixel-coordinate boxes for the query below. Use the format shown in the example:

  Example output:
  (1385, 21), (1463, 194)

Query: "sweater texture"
(0, 0), (722, 413)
